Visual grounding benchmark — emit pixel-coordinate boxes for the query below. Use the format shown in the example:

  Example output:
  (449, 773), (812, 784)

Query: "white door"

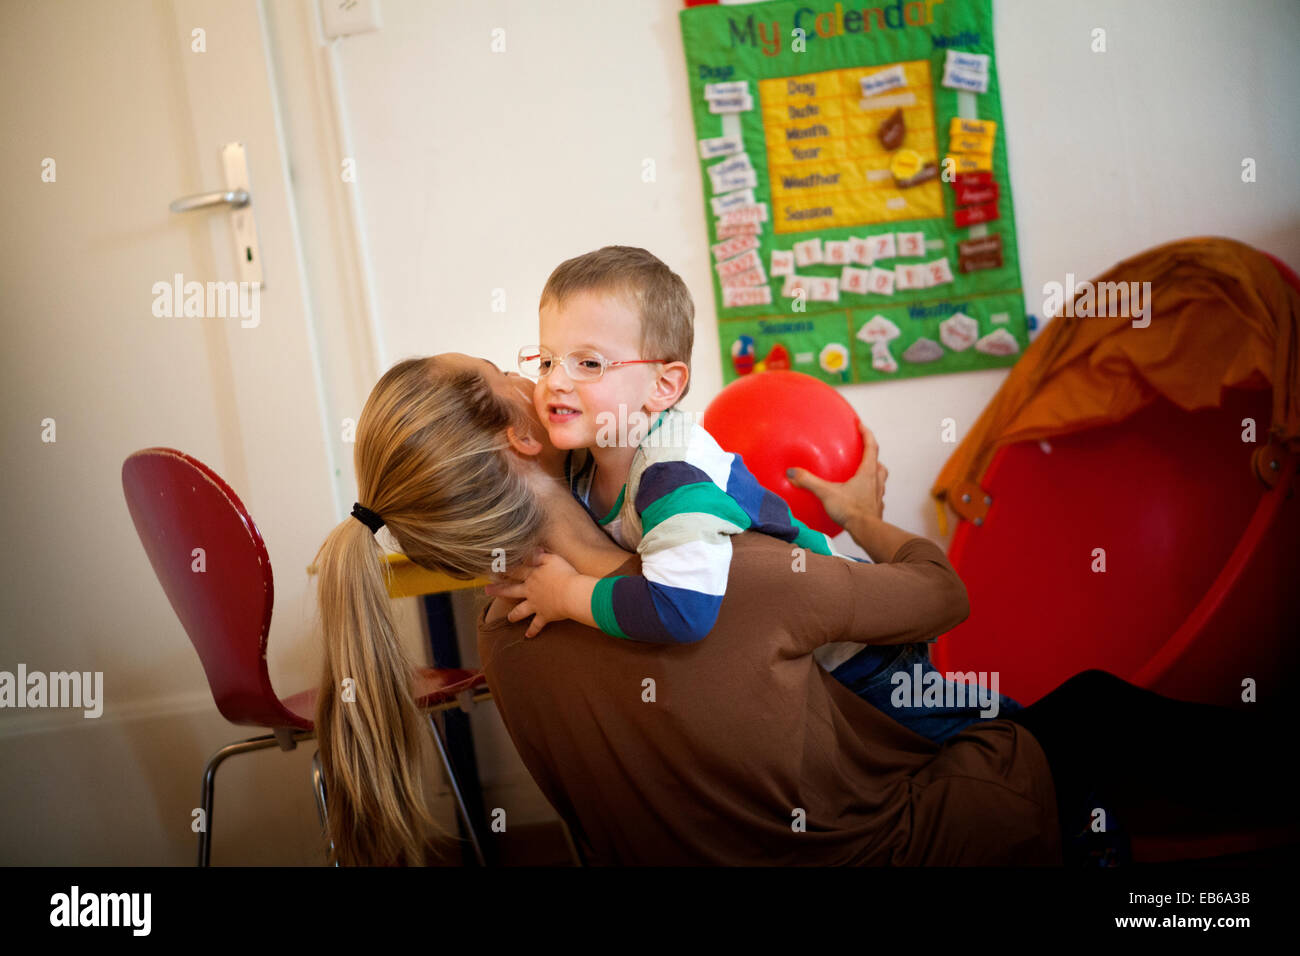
(0, 0), (360, 863)
(168, 0), (346, 514)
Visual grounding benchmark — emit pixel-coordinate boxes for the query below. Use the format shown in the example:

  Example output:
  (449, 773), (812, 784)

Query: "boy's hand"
(483, 549), (596, 638)
(785, 422), (887, 525)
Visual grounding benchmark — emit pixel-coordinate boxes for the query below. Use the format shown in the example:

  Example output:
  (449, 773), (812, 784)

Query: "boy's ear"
(644, 362), (689, 413)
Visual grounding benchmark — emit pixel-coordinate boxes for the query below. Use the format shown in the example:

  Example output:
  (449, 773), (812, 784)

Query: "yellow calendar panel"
(760, 60), (943, 234)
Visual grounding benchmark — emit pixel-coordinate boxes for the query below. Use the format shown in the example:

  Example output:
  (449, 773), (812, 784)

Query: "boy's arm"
(495, 556), (732, 643)
(566, 579), (598, 630)
(590, 466), (749, 643)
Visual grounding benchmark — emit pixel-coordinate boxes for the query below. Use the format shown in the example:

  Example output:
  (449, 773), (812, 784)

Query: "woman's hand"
(483, 549), (598, 638)
(785, 422), (887, 526)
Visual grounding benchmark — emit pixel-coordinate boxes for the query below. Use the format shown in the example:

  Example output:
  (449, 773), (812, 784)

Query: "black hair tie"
(351, 502), (385, 533)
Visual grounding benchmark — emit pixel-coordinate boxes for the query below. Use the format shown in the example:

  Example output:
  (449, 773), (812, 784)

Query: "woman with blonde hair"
(314, 353), (1291, 866)
(311, 353), (550, 865)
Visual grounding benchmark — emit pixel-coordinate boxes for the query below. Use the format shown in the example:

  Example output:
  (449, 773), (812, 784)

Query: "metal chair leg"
(311, 750), (338, 866)
(311, 749), (328, 830)
(197, 730), (314, 866)
(428, 710), (487, 866)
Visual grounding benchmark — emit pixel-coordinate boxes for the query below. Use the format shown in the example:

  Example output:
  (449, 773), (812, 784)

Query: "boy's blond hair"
(540, 246), (694, 398)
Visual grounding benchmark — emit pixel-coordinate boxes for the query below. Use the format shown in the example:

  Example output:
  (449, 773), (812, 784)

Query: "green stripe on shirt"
(641, 481), (753, 536)
(597, 485), (626, 526)
(791, 518), (835, 556)
(591, 575), (630, 639)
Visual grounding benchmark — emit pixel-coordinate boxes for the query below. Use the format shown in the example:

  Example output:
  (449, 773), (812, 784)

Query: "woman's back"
(477, 531), (1062, 865)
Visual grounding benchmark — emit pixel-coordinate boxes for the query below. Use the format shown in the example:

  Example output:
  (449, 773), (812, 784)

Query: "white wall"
(331, 0), (1300, 541)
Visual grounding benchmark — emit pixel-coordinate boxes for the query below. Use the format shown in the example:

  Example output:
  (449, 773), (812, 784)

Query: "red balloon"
(702, 370), (864, 536)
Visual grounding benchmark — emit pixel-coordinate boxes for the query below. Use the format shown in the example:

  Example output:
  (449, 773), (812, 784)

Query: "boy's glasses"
(517, 346), (666, 383)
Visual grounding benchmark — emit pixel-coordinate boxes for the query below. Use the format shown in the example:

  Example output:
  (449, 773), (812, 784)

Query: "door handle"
(169, 189), (250, 213)
(168, 143), (263, 286)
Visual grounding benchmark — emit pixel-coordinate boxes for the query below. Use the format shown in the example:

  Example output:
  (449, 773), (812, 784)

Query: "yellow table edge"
(306, 553), (489, 598)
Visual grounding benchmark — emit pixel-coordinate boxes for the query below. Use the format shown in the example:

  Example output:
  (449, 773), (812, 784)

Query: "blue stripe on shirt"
(611, 575), (723, 644)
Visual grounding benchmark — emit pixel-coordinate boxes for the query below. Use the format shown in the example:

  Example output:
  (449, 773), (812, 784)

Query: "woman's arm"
(841, 536), (969, 642)
(772, 533), (969, 651)
(838, 511), (917, 566)
(784, 425), (970, 647)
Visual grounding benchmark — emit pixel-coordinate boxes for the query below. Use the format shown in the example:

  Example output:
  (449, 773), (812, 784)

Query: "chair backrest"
(121, 448), (309, 730)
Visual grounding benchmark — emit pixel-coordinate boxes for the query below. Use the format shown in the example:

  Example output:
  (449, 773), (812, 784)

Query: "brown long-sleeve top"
(477, 532), (1062, 865)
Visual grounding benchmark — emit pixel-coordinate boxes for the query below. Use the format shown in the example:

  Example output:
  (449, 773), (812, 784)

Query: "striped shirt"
(568, 409), (872, 672)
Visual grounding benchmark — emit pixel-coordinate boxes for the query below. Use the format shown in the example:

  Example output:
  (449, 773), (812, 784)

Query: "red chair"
(121, 447), (490, 866)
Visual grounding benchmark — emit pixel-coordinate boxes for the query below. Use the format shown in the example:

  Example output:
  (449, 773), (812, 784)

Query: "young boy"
(505, 246), (1015, 742)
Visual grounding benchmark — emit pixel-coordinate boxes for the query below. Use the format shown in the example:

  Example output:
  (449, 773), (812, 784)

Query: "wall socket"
(320, 0), (381, 39)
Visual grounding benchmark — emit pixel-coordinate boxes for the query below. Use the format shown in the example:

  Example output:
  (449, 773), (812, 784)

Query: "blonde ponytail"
(313, 356), (544, 865)
(315, 519), (439, 865)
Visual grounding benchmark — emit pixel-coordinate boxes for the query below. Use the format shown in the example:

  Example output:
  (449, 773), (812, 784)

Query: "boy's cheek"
(546, 426), (586, 450)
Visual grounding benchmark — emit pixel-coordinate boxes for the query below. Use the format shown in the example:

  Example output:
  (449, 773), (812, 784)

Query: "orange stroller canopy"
(932, 237), (1300, 529)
